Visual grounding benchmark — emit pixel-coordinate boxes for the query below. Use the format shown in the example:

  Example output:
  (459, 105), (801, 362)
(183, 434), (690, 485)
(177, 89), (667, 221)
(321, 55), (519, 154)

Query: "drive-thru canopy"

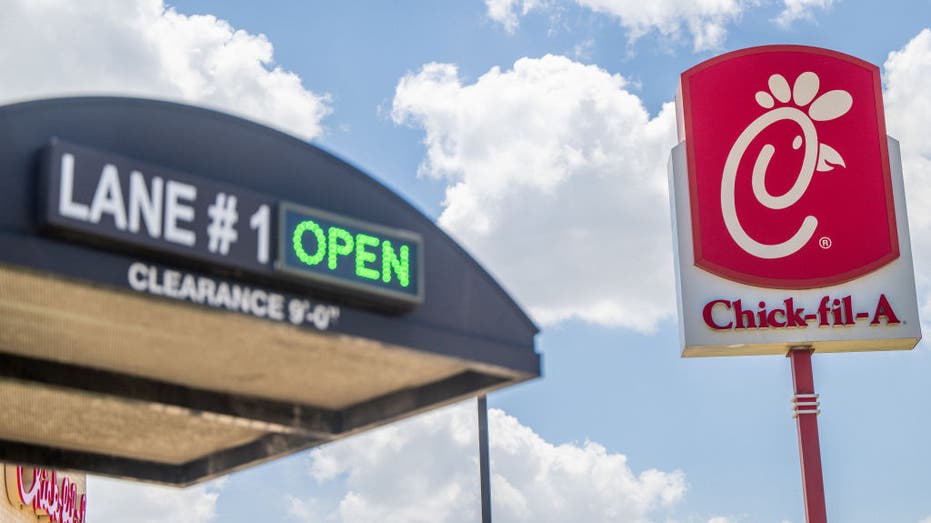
(0, 97), (540, 486)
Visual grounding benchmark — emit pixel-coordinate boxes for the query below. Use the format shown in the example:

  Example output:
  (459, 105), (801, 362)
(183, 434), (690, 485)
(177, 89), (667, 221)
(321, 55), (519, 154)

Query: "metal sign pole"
(478, 395), (492, 523)
(788, 347), (827, 523)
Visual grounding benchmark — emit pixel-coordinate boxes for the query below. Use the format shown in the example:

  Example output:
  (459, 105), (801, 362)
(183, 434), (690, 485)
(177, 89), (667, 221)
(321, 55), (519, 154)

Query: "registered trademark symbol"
(819, 236), (832, 249)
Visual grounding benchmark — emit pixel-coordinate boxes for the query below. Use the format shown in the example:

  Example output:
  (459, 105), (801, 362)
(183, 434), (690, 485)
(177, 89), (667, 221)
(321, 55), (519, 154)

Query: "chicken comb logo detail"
(678, 46), (898, 289)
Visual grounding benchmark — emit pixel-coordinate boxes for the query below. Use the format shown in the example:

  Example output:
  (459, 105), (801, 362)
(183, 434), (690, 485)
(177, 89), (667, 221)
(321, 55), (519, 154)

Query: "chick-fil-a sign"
(4, 465), (86, 523)
(669, 45), (920, 357)
(678, 45), (898, 289)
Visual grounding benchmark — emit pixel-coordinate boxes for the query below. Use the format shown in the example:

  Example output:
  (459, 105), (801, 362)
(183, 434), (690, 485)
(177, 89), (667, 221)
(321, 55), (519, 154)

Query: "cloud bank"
(0, 0), (330, 139)
(296, 401), (686, 523)
(883, 28), (931, 331)
(484, 0), (747, 51)
(773, 0), (835, 29)
(86, 477), (225, 523)
(393, 55), (678, 331)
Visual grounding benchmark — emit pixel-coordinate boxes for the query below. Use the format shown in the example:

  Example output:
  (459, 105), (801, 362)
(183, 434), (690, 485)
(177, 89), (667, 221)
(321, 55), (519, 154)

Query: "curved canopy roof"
(0, 97), (539, 485)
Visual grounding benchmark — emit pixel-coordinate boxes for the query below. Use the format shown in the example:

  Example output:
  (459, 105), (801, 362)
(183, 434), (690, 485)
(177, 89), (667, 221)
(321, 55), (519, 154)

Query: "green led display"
(355, 233), (380, 281)
(292, 220), (326, 266)
(279, 203), (422, 304)
(382, 241), (410, 287)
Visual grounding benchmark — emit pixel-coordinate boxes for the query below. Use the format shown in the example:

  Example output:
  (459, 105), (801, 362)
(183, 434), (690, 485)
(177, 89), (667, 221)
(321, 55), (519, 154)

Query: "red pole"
(788, 347), (827, 523)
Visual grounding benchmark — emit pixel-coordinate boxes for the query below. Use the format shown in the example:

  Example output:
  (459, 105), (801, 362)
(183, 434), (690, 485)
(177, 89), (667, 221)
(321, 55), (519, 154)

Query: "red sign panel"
(678, 45), (898, 289)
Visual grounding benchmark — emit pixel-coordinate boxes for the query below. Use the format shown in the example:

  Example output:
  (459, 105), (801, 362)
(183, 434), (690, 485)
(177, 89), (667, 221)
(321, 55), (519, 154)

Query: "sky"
(4, 0), (931, 522)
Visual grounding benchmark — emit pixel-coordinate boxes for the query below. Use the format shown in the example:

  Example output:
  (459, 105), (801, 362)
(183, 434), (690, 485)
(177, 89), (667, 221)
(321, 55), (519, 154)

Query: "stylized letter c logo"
(721, 107), (819, 259)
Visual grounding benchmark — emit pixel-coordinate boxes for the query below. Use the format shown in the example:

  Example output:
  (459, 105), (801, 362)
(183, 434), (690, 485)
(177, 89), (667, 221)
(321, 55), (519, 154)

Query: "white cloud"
(392, 55), (677, 331)
(86, 476), (225, 523)
(299, 401), (686, 523)
(773, 0), (834, 29)
(288, 496), (329, 522)
(0, 0), (331, 139)
(485, 0), (747, 51)
(707, 518), (731, 523)
(883, 28), (931, 330)
(574, 0), (744, 51)
(574, 38), (597, 61)
(485, 0), (548, 33)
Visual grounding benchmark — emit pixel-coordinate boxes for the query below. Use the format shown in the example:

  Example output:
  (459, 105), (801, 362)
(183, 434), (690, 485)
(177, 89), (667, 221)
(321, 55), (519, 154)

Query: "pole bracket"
(792, 393), (821, 418)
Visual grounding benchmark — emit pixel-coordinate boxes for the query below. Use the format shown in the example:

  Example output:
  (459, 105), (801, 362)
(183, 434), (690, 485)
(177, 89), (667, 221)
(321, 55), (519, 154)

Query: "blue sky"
(5, 1), (931, 522)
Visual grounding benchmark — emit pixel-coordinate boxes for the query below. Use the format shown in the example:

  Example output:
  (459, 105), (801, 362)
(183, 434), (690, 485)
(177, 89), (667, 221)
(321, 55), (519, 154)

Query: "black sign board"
(279, 202), (423, 304)
(40, 139), (423, 306)
(41, 139), (275, 274)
